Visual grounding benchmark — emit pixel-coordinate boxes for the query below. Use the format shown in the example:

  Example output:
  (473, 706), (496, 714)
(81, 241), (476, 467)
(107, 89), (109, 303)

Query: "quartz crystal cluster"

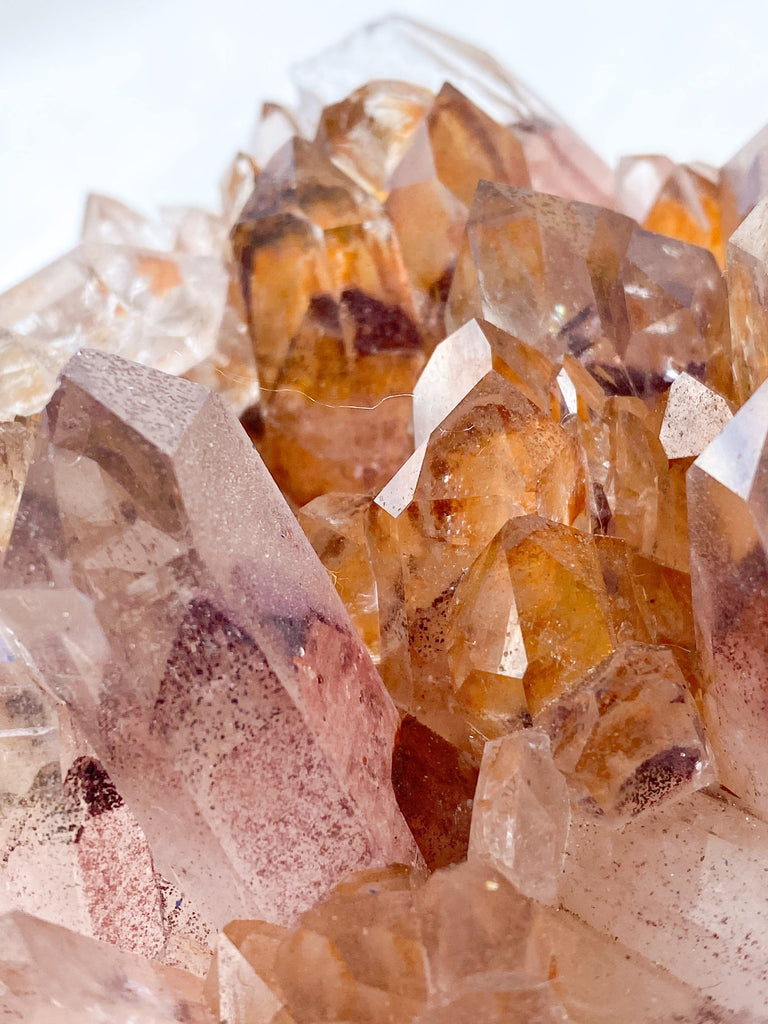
(4, 14), (768, 1022)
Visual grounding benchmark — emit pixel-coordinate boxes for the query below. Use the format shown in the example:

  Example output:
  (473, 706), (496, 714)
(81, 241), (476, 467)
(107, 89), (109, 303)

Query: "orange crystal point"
(390, 81), (531, 208)
(617, 155), (725, 266)
(447, 182), (733, 403)
(0, 350), (420, 929)
(232, 136), (417, 390)
(316, 80), (433, 200)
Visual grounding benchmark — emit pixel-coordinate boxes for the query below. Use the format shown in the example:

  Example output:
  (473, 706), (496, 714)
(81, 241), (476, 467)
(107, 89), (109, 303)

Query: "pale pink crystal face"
(562, 788), (768, 1018)
(0, 910), (213, 1022)
(0, 349), (419, 929)
(688, 375), (768, 820)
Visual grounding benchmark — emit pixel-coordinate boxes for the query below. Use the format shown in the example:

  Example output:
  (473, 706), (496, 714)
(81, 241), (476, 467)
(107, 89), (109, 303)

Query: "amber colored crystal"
(212, 859), (732, 1023)
(369, 373), (585, 747)
(316, 80), (433, 200)
(447, 183), (734, 403)
(616, 155), (724, 266)
(298, 491), (380, 662)
(255, 291), (423, 505)
(232, 137), (418, 389)
(536, 642), (712, 820)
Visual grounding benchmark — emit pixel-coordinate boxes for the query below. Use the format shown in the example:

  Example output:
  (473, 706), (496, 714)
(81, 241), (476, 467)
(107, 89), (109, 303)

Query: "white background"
(2, 0), (767, 292)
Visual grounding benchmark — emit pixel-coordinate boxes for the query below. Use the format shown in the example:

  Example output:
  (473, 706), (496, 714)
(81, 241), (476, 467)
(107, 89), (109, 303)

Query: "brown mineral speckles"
(0, 349), (420, 931)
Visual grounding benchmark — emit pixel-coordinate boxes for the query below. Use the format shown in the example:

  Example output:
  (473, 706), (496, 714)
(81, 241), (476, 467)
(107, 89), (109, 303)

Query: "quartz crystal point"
(561, 788), (768, 1018)
(468, 729), (570, 902)
(316, 80), (433, 199)
(447, 183), (734, 403)
(291, 16), (613, 205)
(536, 642), (713, 819)
(727, 194), (768, 404)
(0, 350), (419, 928)
(0, 909), (213, 1022)
(253, 291), (424, 505)
(688, 375), (768, 818)
(232, 137), (419, 391)
(616, 154), (724, 266)
(210, 860), (736, 1024)
(384, 512), (694, 752)
(232, 138), (424, 503)
(369, 375), (586, 748)
(562, 361), (729, 571)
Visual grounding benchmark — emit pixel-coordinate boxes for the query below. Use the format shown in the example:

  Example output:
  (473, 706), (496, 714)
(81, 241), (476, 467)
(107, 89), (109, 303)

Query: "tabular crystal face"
(0, 350), (419, 929)
(447, 183), (733, 404)
(688, 375), (768, 819)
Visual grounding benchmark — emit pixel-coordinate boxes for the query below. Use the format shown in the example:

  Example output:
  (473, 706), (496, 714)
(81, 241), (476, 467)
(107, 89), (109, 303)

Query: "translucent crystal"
(468, 729), (570, 902)
(217, 860), (736, 1023)
(727, 194), (768, 404)
(291, 16), (612, 205)
(537, 642), (713, 820)
(0, 351), (420, 928)
(0, 910), (212, 1022)
(562, 787), (768, 1018)
(447, 183), (734, 404)
(0, 243), (228, 389)
(688, 376), (768, 818)
(616, 155), (724, 266)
